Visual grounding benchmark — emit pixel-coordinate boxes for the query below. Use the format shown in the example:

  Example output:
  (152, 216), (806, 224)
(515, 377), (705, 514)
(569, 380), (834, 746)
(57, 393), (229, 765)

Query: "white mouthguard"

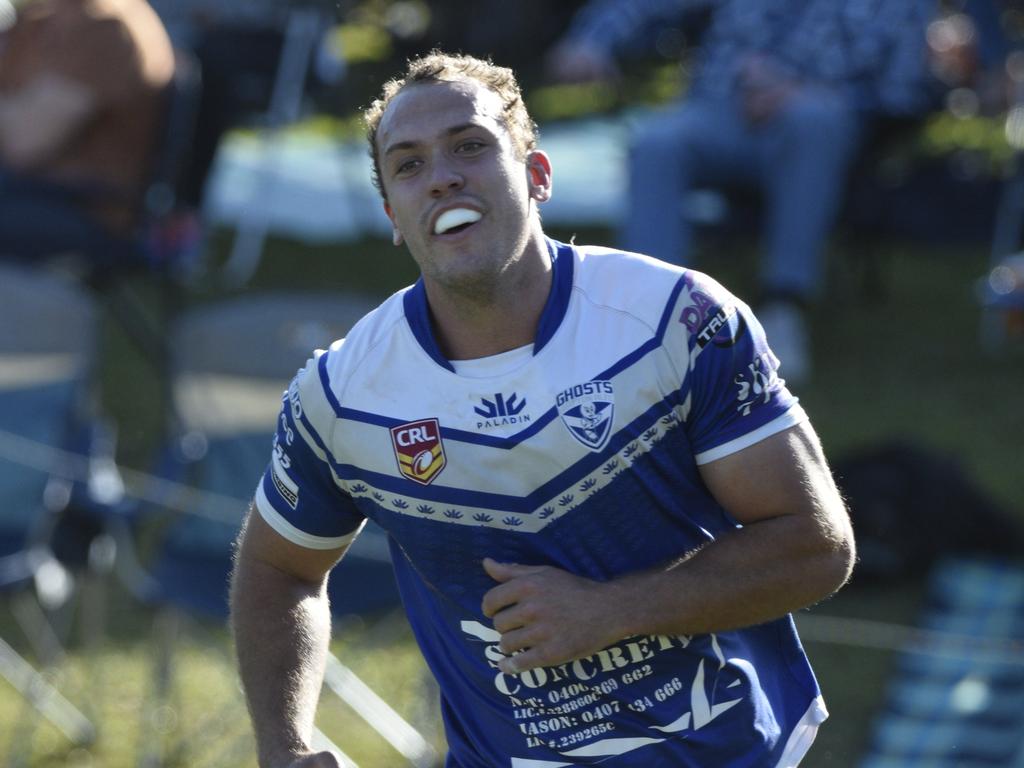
(434, 208), (482, 235)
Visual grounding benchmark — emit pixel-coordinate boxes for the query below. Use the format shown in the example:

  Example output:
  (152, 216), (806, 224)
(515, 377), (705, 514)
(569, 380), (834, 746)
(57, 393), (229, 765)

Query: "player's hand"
(481, 558), (626, 674)
(285, 750), (342, 768)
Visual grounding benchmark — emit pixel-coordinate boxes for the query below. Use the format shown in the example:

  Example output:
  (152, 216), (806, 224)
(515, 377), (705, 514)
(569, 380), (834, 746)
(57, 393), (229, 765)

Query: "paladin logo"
(556, 380), (615, 451)
(474, 393), (530, 429)
(390, 418), (446, 485)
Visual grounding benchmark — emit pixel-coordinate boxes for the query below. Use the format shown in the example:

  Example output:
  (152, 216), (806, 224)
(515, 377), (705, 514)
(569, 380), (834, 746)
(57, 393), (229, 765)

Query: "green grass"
(0, 596), (438, 767)
(2, 225), (1022, 766)
(804, 243), (1024, 510)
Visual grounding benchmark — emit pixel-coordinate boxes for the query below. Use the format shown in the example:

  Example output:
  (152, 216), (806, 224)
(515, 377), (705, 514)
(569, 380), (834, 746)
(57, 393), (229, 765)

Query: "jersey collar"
(402, 237), (575, 372)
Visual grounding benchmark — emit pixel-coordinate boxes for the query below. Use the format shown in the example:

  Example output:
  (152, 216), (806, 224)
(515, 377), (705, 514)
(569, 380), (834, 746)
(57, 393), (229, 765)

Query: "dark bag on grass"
(833, 441), (1023, 584)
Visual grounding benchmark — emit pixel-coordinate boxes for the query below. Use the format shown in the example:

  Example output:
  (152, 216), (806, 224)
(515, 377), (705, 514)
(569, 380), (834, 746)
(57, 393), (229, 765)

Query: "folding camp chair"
(0, 263), (105, 757)
(88, 45), (204, 385)
(220, 6), (331, 287)
(130, 291), (437, 767)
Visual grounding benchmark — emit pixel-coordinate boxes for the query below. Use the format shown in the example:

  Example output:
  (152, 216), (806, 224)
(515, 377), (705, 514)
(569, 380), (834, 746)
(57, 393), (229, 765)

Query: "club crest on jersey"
(556, 380), (615, 451)
(390, 418), (446, 485)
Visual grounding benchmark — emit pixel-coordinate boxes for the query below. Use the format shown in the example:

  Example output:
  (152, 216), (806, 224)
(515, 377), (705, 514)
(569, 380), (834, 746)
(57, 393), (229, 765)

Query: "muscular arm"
(0, 72), (95, 170)
(482, 420), (855, 673)
(230, 505), (349, 768)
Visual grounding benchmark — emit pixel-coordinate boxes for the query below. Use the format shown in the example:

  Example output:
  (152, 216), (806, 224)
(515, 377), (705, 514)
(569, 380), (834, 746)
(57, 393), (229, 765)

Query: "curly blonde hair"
(364, 51), (538, 198)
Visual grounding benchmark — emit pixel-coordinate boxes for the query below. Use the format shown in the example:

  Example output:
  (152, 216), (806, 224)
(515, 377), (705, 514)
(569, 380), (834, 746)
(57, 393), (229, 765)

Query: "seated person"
(548, 0), (938, 383)
(0, 0), (174, 268)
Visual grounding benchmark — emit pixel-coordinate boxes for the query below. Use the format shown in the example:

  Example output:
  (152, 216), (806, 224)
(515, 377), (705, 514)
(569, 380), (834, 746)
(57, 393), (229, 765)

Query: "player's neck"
(424, 235), (552, 361)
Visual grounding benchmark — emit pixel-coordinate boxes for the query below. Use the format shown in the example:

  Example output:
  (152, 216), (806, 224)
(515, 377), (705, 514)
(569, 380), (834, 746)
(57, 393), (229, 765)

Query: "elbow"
(790, 498), (857, 605)
(828, 531), (857, 595)
(818, 506), (857, 596)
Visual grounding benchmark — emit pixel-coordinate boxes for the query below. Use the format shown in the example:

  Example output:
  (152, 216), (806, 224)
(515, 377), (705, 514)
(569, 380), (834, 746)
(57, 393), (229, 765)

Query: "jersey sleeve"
(671, 271), (807, 465)
(254, 352), (366, 549)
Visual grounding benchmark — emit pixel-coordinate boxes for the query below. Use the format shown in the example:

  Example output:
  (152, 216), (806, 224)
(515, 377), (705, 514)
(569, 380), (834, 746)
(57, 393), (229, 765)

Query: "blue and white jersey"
(257, 239), (827, 767)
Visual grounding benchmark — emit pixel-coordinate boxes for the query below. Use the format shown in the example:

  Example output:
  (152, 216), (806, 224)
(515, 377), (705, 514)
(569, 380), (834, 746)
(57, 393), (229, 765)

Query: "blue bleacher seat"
(860, 557), (1024, 768)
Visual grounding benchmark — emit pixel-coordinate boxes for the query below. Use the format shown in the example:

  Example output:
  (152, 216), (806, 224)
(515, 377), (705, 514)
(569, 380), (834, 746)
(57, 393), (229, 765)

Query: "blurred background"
(1, 0), (1023, 766)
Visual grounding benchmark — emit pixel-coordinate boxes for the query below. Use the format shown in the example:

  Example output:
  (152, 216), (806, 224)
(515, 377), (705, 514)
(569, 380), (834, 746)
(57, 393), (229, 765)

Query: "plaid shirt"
(563, 0), (937, 115)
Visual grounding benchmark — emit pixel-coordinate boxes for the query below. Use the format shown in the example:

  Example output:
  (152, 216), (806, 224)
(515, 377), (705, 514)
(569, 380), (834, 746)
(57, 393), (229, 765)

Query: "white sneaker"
(757, 302), (810, 386)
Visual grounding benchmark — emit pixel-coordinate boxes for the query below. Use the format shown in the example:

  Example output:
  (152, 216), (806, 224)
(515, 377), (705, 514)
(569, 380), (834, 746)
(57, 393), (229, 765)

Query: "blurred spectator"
(0, 0), (174, 266)
(548, 0), (938, 383)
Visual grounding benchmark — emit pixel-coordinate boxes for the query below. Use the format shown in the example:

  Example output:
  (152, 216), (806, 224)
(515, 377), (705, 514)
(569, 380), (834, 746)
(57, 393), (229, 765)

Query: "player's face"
(376, 79), (551, 294)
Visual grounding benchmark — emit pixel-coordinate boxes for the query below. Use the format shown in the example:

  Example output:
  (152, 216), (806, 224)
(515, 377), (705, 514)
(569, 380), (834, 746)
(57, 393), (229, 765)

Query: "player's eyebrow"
(383, 123), (485, 156)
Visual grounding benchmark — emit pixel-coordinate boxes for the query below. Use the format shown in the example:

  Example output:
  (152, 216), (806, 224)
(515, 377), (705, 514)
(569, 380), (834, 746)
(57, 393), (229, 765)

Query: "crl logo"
(390, 418), (446, 485)
(474, 393), (530, 429)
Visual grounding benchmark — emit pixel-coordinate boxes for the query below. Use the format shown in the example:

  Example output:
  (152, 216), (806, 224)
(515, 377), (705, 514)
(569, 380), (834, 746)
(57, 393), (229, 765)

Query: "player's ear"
(384, 202), (404, 246)
(526, 151), (552, 203)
